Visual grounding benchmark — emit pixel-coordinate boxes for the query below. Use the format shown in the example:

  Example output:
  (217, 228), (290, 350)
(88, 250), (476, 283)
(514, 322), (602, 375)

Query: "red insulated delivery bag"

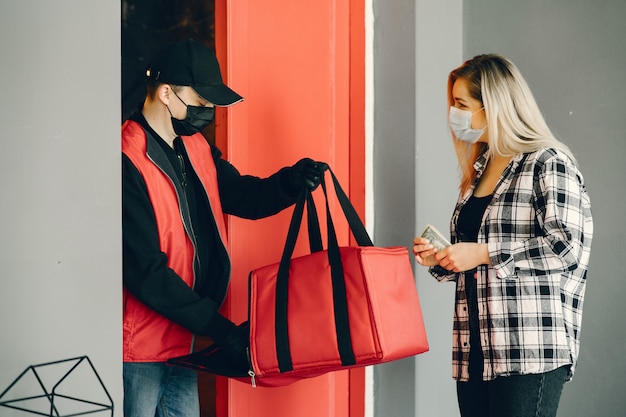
(169, 168), (429, 387)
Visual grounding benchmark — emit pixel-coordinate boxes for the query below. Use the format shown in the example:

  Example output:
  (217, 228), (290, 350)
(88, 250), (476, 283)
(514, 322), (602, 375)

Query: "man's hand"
(289, 158), (327, 191)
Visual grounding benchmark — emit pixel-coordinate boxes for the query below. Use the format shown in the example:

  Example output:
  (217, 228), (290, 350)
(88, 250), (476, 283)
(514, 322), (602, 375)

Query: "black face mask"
(170, 90), (215, 136)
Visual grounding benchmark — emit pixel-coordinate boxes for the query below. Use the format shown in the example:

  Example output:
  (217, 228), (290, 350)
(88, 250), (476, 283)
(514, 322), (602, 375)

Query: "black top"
(456, 194), (491, 380)
(122, 112), (300, 339)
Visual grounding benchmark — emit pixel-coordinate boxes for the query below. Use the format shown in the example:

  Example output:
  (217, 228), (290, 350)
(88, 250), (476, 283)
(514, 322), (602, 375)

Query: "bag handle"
(275, 167), (371, 372)
(306, 193), (323, 253)
(303, 169), (373, 250)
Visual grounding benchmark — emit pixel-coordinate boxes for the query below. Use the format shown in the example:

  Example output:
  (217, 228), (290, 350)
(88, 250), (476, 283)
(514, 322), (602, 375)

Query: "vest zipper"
(147, 151), (199, 291)
(178, 154), (187, 188)
(176, 153), (201, 289)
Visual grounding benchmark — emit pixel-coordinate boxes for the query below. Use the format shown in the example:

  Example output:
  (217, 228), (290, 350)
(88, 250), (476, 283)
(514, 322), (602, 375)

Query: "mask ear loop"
(171, 88), (189, 106)
(473, 107), (487, 131)
(167, 87), (190, 122)
(471, 107), (485, 116)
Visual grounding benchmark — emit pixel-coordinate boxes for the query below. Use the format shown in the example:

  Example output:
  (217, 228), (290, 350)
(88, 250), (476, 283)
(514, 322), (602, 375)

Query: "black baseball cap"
(146, 39), (244, 106)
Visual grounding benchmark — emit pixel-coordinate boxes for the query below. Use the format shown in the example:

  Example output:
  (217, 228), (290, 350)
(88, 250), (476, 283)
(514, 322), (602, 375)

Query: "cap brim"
(196, 84), (244, 107)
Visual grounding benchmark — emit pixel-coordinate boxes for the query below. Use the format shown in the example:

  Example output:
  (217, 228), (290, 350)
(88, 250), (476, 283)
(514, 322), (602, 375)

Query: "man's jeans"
(123, 362), (199, 417)
(457, 366), (569, 417)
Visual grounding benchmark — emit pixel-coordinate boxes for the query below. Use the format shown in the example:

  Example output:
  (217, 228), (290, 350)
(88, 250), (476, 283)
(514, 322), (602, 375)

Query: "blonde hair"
(447, 54), (574, 193)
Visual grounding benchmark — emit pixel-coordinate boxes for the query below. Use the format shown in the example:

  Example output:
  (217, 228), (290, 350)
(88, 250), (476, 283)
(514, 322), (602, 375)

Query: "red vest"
(121, 120), (229, 362)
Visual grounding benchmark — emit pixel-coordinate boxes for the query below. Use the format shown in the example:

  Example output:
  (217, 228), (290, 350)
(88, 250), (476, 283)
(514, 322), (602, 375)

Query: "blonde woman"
(413, 54), (593, 417)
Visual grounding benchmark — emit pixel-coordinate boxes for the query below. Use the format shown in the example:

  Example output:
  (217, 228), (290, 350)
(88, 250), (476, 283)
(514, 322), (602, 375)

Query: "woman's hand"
(434, 242), (490, 272)
(412, 237), (440, 267)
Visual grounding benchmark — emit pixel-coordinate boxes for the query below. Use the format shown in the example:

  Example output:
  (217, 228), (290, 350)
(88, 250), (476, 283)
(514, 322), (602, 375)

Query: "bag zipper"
(246, 347), (256, 388)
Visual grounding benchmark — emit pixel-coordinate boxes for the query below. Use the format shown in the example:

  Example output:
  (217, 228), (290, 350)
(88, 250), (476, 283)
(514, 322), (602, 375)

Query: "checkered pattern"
(431, 148), (593, 382)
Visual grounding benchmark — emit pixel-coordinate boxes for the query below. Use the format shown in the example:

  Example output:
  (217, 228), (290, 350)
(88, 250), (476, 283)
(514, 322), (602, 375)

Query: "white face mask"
(448, 106), (485, 143)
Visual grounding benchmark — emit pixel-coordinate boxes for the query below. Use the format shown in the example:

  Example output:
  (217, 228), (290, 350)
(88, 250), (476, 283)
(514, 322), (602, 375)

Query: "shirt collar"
(473, 149), (490, 176)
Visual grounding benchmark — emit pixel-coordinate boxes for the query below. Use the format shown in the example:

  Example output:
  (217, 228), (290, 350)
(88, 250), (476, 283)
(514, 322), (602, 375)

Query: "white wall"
(0, 1), (122, 416)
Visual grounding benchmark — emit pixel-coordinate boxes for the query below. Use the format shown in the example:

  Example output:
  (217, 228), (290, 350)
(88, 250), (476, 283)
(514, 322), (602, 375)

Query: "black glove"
(288, 158), (327, 191)
(215, 322), (250, 374)
(207, 315), (250, 373)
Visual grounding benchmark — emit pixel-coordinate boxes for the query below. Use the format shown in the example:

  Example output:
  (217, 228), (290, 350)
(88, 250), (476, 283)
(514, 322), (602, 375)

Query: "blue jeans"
(457, 366), (569, 417)
(123, 362), (199, 417)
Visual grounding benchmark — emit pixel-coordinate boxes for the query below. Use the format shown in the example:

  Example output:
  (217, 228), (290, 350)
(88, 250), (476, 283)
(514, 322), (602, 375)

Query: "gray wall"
(372, 0), (462, 416)
(373, 0), (626, 417)
(371, 0), (417, 415)
(464, 2), (626, 416)
(414, 1), (464, 416)
(0, 1), (622, 417)
(0, 1), (122, 416)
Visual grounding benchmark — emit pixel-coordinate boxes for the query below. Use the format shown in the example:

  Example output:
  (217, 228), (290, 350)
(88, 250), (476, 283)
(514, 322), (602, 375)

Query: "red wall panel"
(215, 0), (365, 415)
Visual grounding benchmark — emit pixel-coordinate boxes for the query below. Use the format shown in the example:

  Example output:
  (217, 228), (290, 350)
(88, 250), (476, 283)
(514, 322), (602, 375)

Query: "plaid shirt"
(430, 148), (593, 382)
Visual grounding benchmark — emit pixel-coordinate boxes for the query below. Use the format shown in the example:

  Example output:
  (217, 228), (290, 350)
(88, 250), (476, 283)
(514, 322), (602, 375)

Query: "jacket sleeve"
(488, 152), (590, 279)
(212, 145), (300, 218)
(122, 154), (231, 338)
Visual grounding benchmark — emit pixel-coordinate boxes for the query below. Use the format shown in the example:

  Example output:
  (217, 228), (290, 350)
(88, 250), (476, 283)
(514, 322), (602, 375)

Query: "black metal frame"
(0, 356), (113, 416)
